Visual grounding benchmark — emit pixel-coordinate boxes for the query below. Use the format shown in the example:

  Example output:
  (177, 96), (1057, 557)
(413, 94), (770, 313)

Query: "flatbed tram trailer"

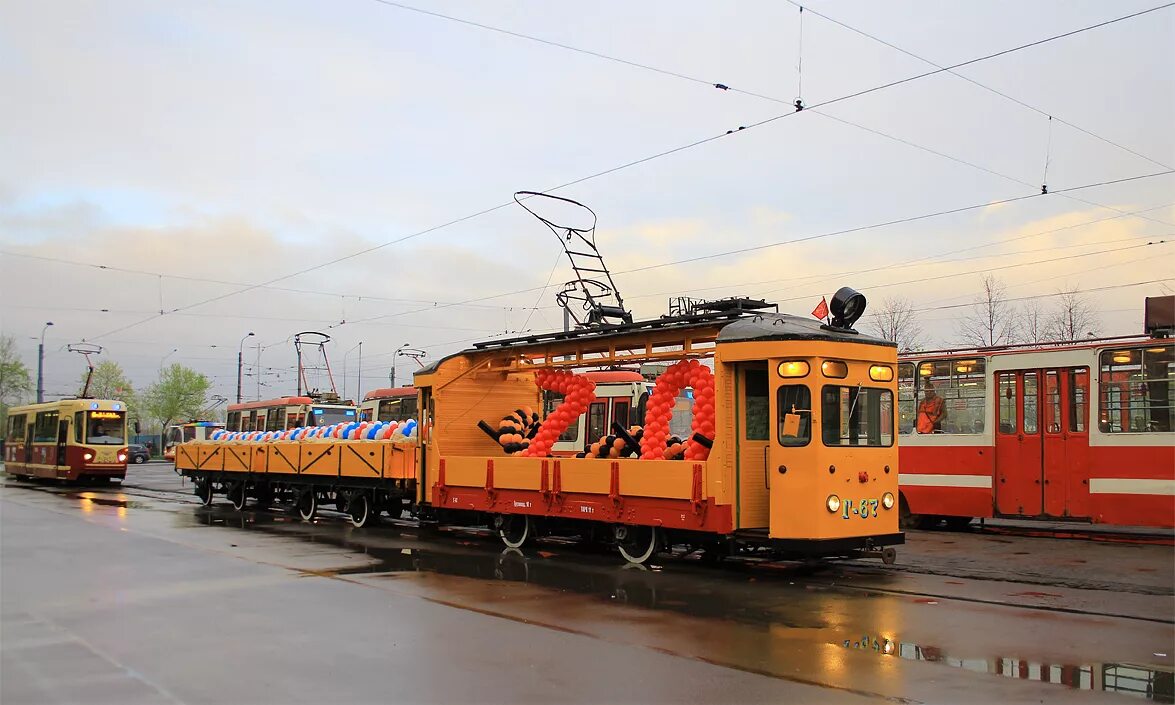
(4, 398), (130, 481)
(177, 294), (903, 563)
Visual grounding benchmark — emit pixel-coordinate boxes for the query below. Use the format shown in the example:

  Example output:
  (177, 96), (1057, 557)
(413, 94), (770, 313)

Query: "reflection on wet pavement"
(187, 504), (1175, 702)
(844, 636), (1174, 702)
(6, 474), (1173, 703)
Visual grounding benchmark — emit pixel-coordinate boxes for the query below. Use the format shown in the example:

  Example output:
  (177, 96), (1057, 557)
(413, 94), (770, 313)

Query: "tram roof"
(717, 313), (895, 348)
(416, 310), (893, 378)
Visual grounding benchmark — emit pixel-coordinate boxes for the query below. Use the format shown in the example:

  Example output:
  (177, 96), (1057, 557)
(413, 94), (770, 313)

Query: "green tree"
(0, 334), (33, 425)
(81, 359), (135, 402)
(143, 364), (211, 432)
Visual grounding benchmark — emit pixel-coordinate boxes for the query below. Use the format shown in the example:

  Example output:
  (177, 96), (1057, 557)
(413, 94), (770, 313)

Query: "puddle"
(845, 636), (1174, 702)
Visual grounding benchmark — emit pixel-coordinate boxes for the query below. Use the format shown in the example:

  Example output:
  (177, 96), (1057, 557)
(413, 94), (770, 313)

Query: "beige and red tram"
(176, 290), (904, 564)
(225, 396), (358, 433)
(4, 398), (130, 481)
(898, 336), (1174, 529)
(360, 386), (418, 423)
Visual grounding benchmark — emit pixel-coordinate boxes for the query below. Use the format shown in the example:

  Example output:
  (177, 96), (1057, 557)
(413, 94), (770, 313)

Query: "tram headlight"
(882, 492), (895, 510)
(83, 451), (94, 461)
(826, 494), (841, 513)
(117, 452), (127, 463)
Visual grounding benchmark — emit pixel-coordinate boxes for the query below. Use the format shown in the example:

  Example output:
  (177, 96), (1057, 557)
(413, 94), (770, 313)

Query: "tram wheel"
(616, 525), (662, 565)
(498, 514), (532, 549)
(195, 480), (214, 507)
(348, 493), (373, 528)
(881, 547), (897, 565)
(297, 490), (318, 522)
(229, 483), (248, 511)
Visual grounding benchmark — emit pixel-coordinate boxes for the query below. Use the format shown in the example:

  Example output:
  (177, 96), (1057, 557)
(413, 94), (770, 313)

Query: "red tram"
(898, 319), (1174, 529)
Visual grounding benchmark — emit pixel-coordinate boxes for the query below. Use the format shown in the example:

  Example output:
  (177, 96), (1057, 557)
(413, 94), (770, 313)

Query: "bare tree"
(956, 274), (1019, 347)
(1046, 286), (1099, 341)
(1020, 302), (1049, 344)
(867, 296), (925, 351)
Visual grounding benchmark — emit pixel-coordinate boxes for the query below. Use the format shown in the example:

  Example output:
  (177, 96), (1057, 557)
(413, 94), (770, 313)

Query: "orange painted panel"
(559, 459), (612, 495)
(298, 442), (339, 477)
(340, 443), (383, 478)
(491, 457), (543, 491)
(383, 444), (417, 479)
(196, 444), (222, 472)
(266, 444), (299, 475)
(618, 461), (693, 499)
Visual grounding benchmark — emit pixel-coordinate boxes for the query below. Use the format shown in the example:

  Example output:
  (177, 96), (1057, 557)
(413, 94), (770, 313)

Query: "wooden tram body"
(175, 308), (903, 563)
(898, 337), (1174, 529)
(4, 398), (130, 481)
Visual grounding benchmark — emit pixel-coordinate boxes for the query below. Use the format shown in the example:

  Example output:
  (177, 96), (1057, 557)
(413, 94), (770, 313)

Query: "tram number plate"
(842, 498), (879, 520)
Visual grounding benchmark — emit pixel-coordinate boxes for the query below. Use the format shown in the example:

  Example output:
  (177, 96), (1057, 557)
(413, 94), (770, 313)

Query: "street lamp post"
(390, 343), (410, 387)
(36, 322), (54, 403)
(237, 332), (254, 403)
(160, 348), (178, 376)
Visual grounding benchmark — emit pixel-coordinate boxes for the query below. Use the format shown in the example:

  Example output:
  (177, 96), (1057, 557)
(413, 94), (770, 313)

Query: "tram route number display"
(843, 498), (880, 520)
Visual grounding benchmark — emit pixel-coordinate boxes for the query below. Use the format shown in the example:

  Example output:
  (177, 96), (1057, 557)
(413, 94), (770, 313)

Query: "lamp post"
(36, 322), (53, 403)
(160, 348), (178, 376)
(237, 332), (254, 403)
(390, 343), (410, 387)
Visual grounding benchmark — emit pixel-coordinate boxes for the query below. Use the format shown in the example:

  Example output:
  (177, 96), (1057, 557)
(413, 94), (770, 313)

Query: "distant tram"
(360, 387), (418, 423)
(176, 288), (905, 564)
(163, 421), (225, 461)
(4, 399), (130, 482)
(898, 298), (1174, 529)
(225, 396), (358, 433)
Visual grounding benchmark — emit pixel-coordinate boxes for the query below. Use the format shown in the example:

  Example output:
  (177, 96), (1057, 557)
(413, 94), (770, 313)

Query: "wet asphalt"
(1, 463), (1172, 704)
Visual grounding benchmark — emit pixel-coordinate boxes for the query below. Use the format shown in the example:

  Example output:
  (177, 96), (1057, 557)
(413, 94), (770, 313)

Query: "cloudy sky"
(2, 0), (1172, 405)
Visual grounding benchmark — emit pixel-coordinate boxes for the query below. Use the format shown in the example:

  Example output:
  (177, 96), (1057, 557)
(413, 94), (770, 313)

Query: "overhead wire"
(780, 0), (1173, 171)
(81, 4), (1175, 341)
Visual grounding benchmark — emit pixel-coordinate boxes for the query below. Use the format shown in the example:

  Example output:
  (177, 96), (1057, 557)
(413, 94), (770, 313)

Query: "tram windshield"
(85, 411), (126, 445)
(311, 406), (357, 426)
(821, 386), (894, 447)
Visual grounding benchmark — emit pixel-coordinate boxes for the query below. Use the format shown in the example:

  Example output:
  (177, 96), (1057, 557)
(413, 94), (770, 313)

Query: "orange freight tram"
(175, 288), (903, 564)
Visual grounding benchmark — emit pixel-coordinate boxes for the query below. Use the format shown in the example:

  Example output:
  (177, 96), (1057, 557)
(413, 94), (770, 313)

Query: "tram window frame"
(33, 410), (58, 443)
(777, 385), (812, 447)
(744, 368), (770, 441)
(1044, 371), (1062, 434)
(1068, 368), (1089, 433)
(1023, 372), (1039, 434)
(266, 408), (286, 432)
(586, 401), (607, 445)
(915, 359), (986, 435)
(820, 385), (894, 448)
(1098, 345), (1173, 433)
(226, 411), (241, 431)
(7, 413), (27, 442)
(997, 373), (1016, 434)
(613, 400), (631, 429)
(897, 363), (916, 435)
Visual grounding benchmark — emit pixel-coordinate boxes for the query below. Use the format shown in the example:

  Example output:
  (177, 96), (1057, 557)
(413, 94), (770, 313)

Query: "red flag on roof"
(811, 296), (829, 322)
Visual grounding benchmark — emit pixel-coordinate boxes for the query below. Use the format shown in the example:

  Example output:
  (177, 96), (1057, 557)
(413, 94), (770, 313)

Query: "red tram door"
(995, 368), (1090, 518)
(995, 371), (1042, 516)
(1043, 368), (1091, 519)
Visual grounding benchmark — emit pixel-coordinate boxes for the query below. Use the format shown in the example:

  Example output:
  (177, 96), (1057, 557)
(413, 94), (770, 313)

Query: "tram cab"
(716, 312), (899, 548)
